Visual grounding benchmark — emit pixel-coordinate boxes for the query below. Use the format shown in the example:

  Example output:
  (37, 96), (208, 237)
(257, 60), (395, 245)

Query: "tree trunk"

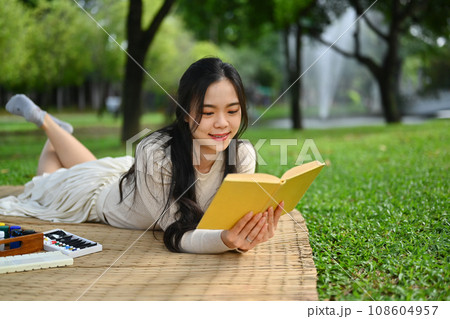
(121, 51), (145, 141)
(121, 0), (175, 142)
(0, 86), (7, 107)
(78, 84), (86, 111)
(91, 81), (102, 111)
(100, 82), (110, 116)
(380, 13), (402, 123)
(377, 74), (400, 123)
(56, 87), (63, 112)
(284, 26), (303, 130)
(293, 23), (303, 129)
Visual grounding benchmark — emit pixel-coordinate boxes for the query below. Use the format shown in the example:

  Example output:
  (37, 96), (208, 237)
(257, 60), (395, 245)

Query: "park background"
(0, 0), (448, 300)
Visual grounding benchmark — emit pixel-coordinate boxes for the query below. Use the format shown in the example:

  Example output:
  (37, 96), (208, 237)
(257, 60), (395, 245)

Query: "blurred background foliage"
(0, 0), (448, 132)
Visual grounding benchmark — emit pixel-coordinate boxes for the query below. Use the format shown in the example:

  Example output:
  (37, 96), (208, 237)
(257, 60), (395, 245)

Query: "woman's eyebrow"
(203, 102), (240, 108)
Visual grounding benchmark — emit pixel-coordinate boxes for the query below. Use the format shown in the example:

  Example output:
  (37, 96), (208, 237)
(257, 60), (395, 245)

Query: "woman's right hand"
(221, 201), (284, 252)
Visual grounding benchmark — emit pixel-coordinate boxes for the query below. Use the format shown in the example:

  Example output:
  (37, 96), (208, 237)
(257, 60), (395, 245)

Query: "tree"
(143, 15), (226, 119)
(273, 0), (331, 129)
(121, 0), (175, 142)
(317, 0), (449, 123)
(0, 0), (31, 91)
(0, 0), (95, 109)
(28, 0), (95, 109)
(178, 0), (331, 129)
(85, 0), (127, 112)
(177, 0), (274, 46)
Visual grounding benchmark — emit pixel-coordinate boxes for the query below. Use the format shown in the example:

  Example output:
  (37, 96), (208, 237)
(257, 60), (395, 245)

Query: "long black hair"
(119, 57), (249, 252)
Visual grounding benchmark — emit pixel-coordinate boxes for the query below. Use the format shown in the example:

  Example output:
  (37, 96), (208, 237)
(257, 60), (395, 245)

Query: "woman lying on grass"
(0, 57), (284, 254)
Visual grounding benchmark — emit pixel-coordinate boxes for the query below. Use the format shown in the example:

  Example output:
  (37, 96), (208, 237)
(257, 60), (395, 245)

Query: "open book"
(197, 160), (325, 230)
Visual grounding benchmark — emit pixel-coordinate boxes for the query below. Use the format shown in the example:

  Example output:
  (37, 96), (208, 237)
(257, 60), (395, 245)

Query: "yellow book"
(197, 160), (325, 230)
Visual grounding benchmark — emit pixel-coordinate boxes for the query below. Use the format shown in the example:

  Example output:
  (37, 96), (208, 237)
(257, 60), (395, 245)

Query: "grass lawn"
(0, 112), (448, 301)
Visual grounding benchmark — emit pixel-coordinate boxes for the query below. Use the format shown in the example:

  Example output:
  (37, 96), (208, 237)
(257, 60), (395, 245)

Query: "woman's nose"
(214, 113), (228, 128)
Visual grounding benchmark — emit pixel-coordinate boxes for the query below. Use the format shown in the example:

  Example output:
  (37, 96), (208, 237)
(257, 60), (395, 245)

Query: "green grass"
(243, 119), (449, 301)
(0, 112), (448, 300)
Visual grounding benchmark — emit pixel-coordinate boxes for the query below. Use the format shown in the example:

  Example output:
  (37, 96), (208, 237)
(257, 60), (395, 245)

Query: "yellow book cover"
(197, 160), (325, 230)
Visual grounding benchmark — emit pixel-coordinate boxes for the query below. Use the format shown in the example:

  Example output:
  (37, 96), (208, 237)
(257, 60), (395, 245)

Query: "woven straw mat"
(0, 186), (318, 300)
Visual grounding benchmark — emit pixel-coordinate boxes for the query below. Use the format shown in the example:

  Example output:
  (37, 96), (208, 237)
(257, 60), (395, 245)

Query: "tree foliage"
(0, 0), (31, 89)
(145, 16), (226, 97)
(0, 0), (124, 93)
(27, 0), (95, 89)
(177, 0), (274, 46)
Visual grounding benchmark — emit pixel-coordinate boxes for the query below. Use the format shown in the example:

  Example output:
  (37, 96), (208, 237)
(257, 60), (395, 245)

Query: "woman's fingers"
(267, 206), (275, 236)
(244, 212), (267, 243)
(223, 202), (285, 251)
(265, 201), (284, 236)
(269, 206), (274, 226)
(238, 212), (264, 238)
(222, 211), (265, 249)
(272, 201), (284, 231)
(230, 211), (254, 235)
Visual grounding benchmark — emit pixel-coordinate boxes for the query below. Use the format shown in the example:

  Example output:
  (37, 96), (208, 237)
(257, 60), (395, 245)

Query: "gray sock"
(49, 114), (73, 134)
(6, 94), (73, 133)
(6, 94), (46, 127)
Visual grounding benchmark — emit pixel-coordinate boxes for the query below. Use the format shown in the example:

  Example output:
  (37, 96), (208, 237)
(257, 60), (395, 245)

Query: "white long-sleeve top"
(96, 137), (256, 254)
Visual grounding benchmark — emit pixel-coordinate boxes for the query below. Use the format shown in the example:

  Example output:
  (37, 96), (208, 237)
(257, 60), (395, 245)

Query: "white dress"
(0, 156), (133, 223)
(0, 138), (256, 253)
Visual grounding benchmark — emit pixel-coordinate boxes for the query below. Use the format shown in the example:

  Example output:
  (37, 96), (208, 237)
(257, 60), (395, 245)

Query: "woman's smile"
(209, 132), (231, 141)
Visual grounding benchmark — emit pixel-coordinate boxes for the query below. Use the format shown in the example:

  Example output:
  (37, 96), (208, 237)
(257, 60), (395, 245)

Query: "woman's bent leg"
(40, 114), (97, 169)
(37, 140), (63, 175)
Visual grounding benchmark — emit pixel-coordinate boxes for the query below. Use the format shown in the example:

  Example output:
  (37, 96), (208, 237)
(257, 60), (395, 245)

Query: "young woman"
(0, 57), (284, 254)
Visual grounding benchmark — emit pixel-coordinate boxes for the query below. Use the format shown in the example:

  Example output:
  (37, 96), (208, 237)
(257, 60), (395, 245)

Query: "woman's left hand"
(221, 201), (284, 251)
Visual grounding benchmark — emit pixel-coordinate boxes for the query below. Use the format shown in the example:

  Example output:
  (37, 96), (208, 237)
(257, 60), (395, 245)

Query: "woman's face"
(189, 78), (242, 156)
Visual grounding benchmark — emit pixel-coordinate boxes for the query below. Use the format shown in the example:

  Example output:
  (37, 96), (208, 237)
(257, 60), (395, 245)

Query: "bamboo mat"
(0, 186), (318, 301)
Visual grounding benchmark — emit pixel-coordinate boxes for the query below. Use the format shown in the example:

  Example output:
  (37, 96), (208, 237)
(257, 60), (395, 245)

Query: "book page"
(270, 164), (324, 214)
(225, 173), (281, 183)
(281, 160), (324, 180)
